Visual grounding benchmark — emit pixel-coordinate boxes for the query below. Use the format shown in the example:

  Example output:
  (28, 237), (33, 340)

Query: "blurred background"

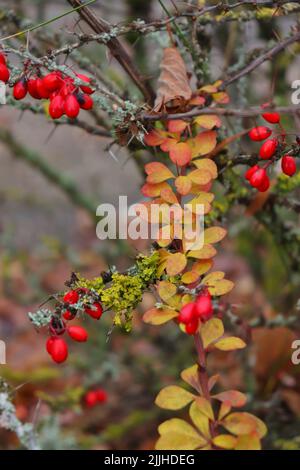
(0, 0), (300, 450)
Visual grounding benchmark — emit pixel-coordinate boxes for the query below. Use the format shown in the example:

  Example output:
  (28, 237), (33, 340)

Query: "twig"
(66, 0), (155, 103)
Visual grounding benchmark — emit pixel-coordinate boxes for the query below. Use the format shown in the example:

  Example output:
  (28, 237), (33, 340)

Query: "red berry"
(13, 79), (27, 100)
(84, 391), (98, 408)
(85, 302), (103, 320)
(64, 94), (80, 118)
(0, 53), (7, 65)
(96, 389), (107, 403)
(79, 93), (93, 110)
(185, 319), (199, 335)
(0, 63), (10, 82)
(195, 294), (213, 321)
(178, 302), (197, 324)
(36, 77), (50, 99)
(77, 73), (93, 94)
(50, 338), (68, 363)
(49, 95), (65, 119)
(250, 168), (267, 188)
(248, 126), (272, 141)
(257, 175), (270, 192)
(27, 78), (41, 99)
(259, 138), (278, 160)
(67, 325), (88, 342)
(43, 72), (61, 92)
(262, 112), (280, 124)
(63, 290), (79, 304)
(63, 310), (76, 321)
(46, 337), (55, 355)
(245, 165), (259, 181)
(281, 155), (297, 177)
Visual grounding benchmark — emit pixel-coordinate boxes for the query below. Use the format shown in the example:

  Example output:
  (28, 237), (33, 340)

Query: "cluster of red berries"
(0, 52), (94, 120)
(46, 289), (103, 364)
(246, 111), (298, 192)
(178, 291), (213, 335)
(84, 388), (107, 408)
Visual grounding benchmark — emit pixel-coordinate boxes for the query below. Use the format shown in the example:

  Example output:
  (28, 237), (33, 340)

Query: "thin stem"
(0, 0), (97, 42)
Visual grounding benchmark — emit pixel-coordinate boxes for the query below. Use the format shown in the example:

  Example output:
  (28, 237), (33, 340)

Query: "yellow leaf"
(187, 244), (217, 260)
(190, 131), (217, 158)
(143, 307), (178, 325)
(202, 271), (225, 286)
(175, 176), (192, 195)
(194, 397), (214, 420)
(214, 337), (246, 351)
(181, 364), (201, 394)
(223, 412), (267, 438)
(213, 435), (237, 449)
(208, 279), (234, 296)
(188, 169), (212, 185)
(201, 318), (224, 349)
(145, 162), (175, 183)
(155, 386), (194, 410)
(212, 91), (230, 104)
(160, 187), (179, 204)
(234, 433), (261, 450)
(194, 114), (221, 130)
(166, 253), (187, 276)
(189, 401), (211, 439)
(157, 281), (177, 303)
(141, 182), (169, 198)
(192, 259), (213, 276)
(193, 158), (218, 179)
(204, 226), (227, 244)
(213, 390), (247, 408)
(181, 271), (200, 284)
(199, 85), (218, 93)
(156, 419), (207, 450)
(218, 401), (232, 420)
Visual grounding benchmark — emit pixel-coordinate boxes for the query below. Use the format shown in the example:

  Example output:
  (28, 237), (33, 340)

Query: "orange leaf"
(193, 158), (218, 179)
(144, 129), (166, 146)
(167, 120), (188, 134)
(166, 252), (187, 276)
(192, 259), (213, 275)
(160, 137), (178, 152)
(169, 142), (192, 166)
(212, 91), (230, 104)
(188, 169), (212, 185)
(204, 227), (227, 244)
(194, 115), (221, 130)
(175, 176), (192, 195)
(187, 244), (217, 259)
(190, 131), (217, 158)
(189, 95), (206, 106)
(222, 413), (267, 438)
(143, 307), (178, 325)
(145, 162), (175, 183)
(181, 271), (200, 284)
(141, 182), (169, 198)
(160, 187), (179, 204)
(213, 390), (247, 408)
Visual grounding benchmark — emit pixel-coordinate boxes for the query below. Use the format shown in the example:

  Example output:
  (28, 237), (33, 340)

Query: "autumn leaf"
(188, 169), (212, 185)
(160, 187), (179, 204)
(166, 253), (187, 276)
(169, 142), (192, 166)
(208, 279), (234, 296)
(213, 390), (247, 408)
(155, 385), (194, 410)
(194, 115), (221, 130)
(154, 47), (192, 111)
(157, 281), (177, 303)
(143, 307), (178, 325)
(200, 318), (224, 349)
(202, 271), (225, 285)
(213, 435), (237, 449)
(145, 162), (175, 183)
(190, 131), (217, 158)
(193, 158), (218, 179)
(192, 259), (213, 276)
(204, 227), (227, 244)
(144, 129), (166, 146)
(194, 397), (214, 420)
(222, 412), (267, 438)
(214, 337), (246, 351)
(156, 419), (207, 450)
(167, 120), (188, 134)
(181, 364), (202, 394)
(175, 176), (192, 195)
(141, 182), (169, 198)
(189, 401), (211, 439)
(181, 271), (200, 284)
(234, 432), (261, 450)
